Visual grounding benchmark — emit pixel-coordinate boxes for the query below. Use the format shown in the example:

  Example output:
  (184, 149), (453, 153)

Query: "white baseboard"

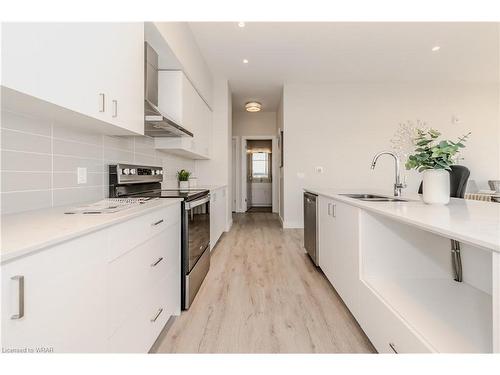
(283, 221), (304, 229)
(225, 219), (233, 232)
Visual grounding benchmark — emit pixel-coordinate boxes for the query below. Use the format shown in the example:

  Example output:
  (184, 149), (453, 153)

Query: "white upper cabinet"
(1, 23), (144, 135)
(154, 70), (212, 159)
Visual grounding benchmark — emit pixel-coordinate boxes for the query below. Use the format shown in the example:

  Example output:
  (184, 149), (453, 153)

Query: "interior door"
(232, 138), (237, 212)
(246, 147), (253, 210)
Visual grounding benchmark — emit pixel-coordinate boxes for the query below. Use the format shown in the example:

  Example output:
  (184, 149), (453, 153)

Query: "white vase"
(422, 169), (450, 205)
(179, 181), (189, 190)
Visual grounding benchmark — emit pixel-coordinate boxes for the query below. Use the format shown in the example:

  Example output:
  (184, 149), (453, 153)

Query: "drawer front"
(106, 203), (180, 262)
(358, 281), (432, 353)
(107, 219), (180, 337)
(107, 274), (171, 353)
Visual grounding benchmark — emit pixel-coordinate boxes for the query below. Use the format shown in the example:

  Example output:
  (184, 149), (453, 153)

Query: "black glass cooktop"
(128, 189), (209, 201)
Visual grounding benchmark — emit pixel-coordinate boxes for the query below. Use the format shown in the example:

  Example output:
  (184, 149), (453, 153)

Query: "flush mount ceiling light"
(243, 59), (249, 64)
(245, 101), (262, 112)
(238, 22), (245, 28)
(431, 45), (441, 52)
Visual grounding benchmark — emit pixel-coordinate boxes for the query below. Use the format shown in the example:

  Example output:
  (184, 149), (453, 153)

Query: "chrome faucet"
(371, 151), (406, 197)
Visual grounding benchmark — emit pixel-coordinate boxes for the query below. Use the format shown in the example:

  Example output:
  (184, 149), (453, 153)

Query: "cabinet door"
(318, 196), (336, 284)
(1, 231), (107, 353)
(107, 23), (144, 135)
(2, 23), (111, 123)
(1, 22), (144, 135)
(210, 189), (221, 250)
(331, 200), (360, 319)
(181, 74), (198, 134)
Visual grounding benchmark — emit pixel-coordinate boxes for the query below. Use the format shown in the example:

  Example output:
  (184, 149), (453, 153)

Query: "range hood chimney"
(144, 43), (193, 138)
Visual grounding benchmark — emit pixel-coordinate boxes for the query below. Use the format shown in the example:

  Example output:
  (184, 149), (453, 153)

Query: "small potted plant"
(405, 128), (470, 204)
(176, 169), (191, 190)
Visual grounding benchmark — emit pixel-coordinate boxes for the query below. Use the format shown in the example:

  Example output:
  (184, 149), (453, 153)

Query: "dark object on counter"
(418, 165), (470, 198)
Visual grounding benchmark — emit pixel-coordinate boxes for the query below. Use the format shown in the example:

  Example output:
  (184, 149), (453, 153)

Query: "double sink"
(341, 193), (408, 202)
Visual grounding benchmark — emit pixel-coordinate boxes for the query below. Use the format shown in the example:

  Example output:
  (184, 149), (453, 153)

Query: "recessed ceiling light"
(431, 46), (441, 52)
(245, 102), (262, 112)
(243, 59), (249, 64)
(238, 22), (245, 28)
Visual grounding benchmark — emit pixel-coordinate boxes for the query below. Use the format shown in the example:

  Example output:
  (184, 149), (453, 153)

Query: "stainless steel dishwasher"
(303, 192), (319, 266)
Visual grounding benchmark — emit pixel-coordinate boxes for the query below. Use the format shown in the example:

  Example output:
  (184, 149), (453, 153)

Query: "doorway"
(240, 137), (278, 213)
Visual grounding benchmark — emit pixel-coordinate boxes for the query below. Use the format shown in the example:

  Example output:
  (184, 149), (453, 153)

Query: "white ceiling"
(188, 22), (499, 112)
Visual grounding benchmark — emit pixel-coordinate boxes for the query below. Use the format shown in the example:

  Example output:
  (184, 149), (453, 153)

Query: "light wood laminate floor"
(154, 212), (375, 353)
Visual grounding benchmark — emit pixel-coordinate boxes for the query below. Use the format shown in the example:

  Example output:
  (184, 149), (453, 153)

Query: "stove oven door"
(183, 195), (210, 309)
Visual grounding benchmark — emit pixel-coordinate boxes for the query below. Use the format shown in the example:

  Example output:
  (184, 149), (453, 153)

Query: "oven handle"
(185, 195), (210, 210)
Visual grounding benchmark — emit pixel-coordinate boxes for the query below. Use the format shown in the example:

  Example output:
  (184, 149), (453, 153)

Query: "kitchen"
(1, 2), (500, 373)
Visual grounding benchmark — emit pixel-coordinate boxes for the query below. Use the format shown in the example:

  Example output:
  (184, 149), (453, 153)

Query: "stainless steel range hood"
(144, 43), (193, 138)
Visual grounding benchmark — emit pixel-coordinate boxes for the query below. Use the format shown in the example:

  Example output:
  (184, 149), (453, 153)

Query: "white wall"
(282, 82), (500, 228)
(232, 111), (277, 137)
(154, 22), (213, 107)
(232, 111), (279, 213)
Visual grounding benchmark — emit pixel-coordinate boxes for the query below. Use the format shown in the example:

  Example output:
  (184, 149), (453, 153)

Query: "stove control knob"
(123, 168), (130, 175)
(156, 170), (161, 175)
(130, 169), (136, 175)
(159, 170), (163, 175)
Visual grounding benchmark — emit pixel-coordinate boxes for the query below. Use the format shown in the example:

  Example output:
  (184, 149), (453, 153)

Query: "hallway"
(154, 212), (375, 353)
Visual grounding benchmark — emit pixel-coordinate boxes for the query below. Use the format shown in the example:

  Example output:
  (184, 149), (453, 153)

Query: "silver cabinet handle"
(332, 203), (336, 218)
(151, 219), (164, 227)
(112, 99), (118, 118)
(389, 342), (398, 353)
(151, 308), (163, 323)
(151, 257), (163, 267)
(11, 275), (24, 320)
(98, 93), (105, 112)
(327, 203), (331, 216)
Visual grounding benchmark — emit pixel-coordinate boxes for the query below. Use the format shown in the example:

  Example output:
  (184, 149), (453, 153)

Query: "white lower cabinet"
(318, 197), (360, 319)
(210, 187), (227, 250)
(1, 203), (181, 353)
(1, 230), (108, 353)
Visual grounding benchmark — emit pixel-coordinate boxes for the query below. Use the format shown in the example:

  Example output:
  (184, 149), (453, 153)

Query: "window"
(252, 152), (269, 178)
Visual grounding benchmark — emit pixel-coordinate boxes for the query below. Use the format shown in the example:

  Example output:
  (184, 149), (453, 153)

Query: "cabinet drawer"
(107, 274), (172, 353)
(358, 280), (431, 353)
(106, 220), (180, 337)
(106, 204), (180, 262)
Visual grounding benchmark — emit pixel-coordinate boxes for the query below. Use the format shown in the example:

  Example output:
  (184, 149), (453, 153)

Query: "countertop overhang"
(304, 187), (500, 253)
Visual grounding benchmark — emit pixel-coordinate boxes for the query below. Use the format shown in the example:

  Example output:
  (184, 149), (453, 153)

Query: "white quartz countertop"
(194, 184), (227, 191)
(304, 188), (500, 253)
(1, 198), (182, 263)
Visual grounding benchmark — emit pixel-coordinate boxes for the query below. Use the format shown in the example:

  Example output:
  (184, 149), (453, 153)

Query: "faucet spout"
(370, 151), (406, 197)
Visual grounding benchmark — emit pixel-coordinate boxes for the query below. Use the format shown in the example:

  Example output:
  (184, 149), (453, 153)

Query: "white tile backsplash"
(1, 128), (52, 153)
(1, 110), (195, 214)
(1, 190), (52, 214)
(1, 150), (52, 171)
(1, 171), (52, 192)
(52, 186), (104, 207)
(1, 110), (52, 136)
(53, 138), (102, 159)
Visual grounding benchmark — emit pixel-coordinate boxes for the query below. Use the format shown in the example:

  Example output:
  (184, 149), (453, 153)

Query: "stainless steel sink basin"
(341, 193), (407, 202)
